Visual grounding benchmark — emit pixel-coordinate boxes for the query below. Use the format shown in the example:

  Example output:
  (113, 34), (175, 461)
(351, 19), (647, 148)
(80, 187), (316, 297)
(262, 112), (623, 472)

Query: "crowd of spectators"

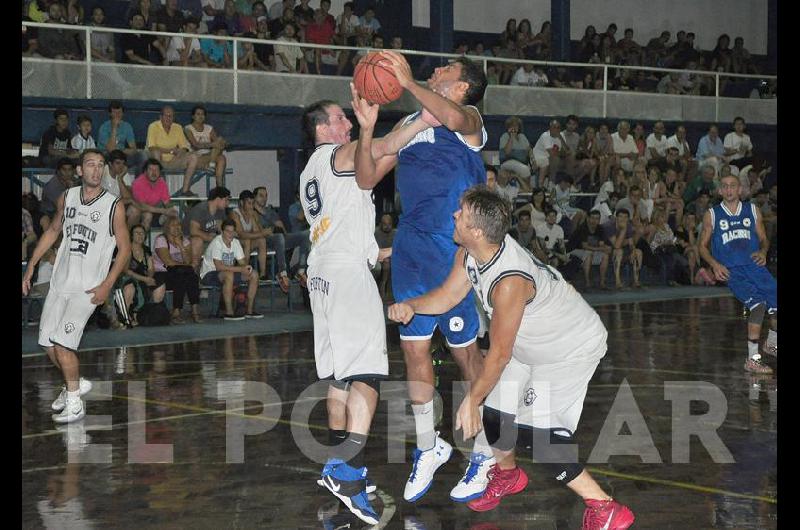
(495, 113), (776, 290)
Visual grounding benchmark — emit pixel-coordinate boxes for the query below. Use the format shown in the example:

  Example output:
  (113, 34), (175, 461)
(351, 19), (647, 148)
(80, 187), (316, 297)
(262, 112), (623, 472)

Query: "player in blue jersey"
(699, 173), (776, 374)
(380, 51), (496, 503)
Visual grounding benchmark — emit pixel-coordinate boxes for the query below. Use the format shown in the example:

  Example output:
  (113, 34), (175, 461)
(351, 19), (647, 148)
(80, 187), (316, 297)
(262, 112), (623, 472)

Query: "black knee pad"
(482, 406), (518, 451)
(518, 426), (584, 484)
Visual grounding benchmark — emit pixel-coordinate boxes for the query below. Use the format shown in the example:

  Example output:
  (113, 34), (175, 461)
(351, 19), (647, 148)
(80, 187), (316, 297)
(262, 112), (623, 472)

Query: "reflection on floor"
(22, 297), (777, 529)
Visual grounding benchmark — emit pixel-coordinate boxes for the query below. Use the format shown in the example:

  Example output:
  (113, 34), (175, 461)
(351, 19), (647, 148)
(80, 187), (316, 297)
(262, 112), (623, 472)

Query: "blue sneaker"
(318, 458), (377, 493)
(320, 462), (380, 525)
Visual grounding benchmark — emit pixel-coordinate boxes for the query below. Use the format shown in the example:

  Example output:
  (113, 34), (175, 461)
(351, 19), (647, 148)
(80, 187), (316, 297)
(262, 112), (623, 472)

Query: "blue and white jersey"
(396, 108), (487, 235)
(710, 201), (760, 267)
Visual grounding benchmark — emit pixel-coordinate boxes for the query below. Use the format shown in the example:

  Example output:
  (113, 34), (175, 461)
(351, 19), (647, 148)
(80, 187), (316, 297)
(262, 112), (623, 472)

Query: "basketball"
(353, 51), (404, 105)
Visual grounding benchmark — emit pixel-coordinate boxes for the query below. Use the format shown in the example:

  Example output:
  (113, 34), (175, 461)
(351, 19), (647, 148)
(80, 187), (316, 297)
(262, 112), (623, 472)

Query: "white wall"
(570, 0), (768, 54)
(413, 0), (551, 32)
(226, 151), (281, 207)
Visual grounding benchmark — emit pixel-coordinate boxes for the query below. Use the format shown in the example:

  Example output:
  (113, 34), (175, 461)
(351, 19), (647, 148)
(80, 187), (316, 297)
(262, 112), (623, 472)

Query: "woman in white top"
(184, 105), (228, 188)
(230, 190), (273, 279)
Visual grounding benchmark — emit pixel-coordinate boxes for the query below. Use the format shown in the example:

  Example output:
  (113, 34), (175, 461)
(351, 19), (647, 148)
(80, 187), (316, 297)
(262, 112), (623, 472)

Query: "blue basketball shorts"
(727, 263), (777, 313)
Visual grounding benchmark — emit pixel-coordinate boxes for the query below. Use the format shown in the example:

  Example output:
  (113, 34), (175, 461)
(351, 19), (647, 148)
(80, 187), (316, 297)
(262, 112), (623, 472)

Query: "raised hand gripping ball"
(353, 51), (404, 105)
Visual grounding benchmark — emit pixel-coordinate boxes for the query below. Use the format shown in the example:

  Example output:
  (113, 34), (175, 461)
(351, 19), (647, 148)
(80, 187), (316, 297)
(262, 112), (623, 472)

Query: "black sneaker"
(245, 311), (264, 319)
(223, 313), (245, 321)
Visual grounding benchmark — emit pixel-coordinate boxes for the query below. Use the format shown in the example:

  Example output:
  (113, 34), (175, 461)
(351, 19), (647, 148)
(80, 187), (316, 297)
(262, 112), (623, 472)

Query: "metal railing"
(22, 21), (777, 123)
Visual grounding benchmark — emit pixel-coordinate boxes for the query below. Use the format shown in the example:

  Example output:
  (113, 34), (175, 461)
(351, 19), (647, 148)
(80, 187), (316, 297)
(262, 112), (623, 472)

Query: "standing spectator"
(184, 105), (228, 188)
(616, 28), (642, 63)
(230, 189), (273, 279)
(129, 159), (178, 230)
(166, 18), (205, 67)
(274, 23), (306, 73)
(611, 120), (639, 174)
(317, 0), (336, 31)
(39, 109), (79, 168)
(604, 208), (642, 289)
(121, 13), (160, 66)
(696, 124), (726, 176)
(41, 159), (79, 222)
(183, 186), (231, 268)
(577, 25), (597, 62)
(570, 209), (612, 290)
(268, 0), (293, 21)
(374, 213), (396, 301)
(498, 116), (532, 190)
(146, 105), (201, 197)
(645, 121), (668, 164)
(723, 117), (754, 171)
(153, 215), (203, 324)
(530, 21), (552, 60)
(97, 102), (147, 174)
(70, 116), (96, 154)
(253, 186), (309, 290)
(199, 219), (262, 319)
(499, 18), (518, 45)
(532, 120), (566, 189)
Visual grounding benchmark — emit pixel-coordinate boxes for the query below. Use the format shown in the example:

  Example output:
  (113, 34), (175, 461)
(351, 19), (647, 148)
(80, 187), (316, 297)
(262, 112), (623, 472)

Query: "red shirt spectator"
(132, 169), (170, 206)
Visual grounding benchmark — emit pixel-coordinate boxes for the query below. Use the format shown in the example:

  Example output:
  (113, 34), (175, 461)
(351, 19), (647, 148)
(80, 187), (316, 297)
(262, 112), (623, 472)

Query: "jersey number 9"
(304, 179), (323, 219)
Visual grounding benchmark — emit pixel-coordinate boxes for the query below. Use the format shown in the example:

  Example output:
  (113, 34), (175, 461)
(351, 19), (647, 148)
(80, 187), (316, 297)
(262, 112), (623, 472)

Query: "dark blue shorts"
(392, 228), (479, 346)
(201, 271), (243, 287)
(727, 263), (777, 313)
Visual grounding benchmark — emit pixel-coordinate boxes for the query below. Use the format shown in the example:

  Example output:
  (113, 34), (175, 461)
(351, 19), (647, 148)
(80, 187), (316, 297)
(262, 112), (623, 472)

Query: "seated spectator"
(184, 105), (228, 188)
(199, 219), (262, 320)
(127, 0), (159, 30)
(509, 210), (536, 248)
(561, 115), (595, 186)
(753, 188), (777, 243)
(696, 124), (725, 176)
(738, 164), (768, 200)
(153, 215), (203, 324)
(202, 22), (234, 68)
(97, 101), (147, 173)
(304, 8), (338, 75)
(569, 210), (612, 290)
(649, 146), (684, 180)
(201, 0), (226, 30)
(723, 116), (754, 170)
(595, 122), (615, 183)
(230, 189), (273, 278)
(514, 186), (558, 228)
(530, 21), (552, 60)
(632, 164), (654, 220)
(37, 3), (83, 60)
(358, 6), (381, 38)
(615, 184), (650, 235)
(710, 34), (733, 72)
(612, 166), (629, 199)
(611, 120), (639, 174)
(603, 208), (642, 289)
(293, 0), (314, 29)
(70, 115), (96, 154)
(575, 125), (602, 188)
(27, 0), (48, 23)
(253, 186), (309, 291)
(274, 23), (307, 73)
(146, 105), (201, 197)
(268, 0), (291, 21)
(238, 31), (272, 71)
(645, 166), (683, 227)
(121, 12), (161, 66)
(22, 207), (38, 261)
(616, 28), (642, 64)
(157, 0), (186, 33)
(632, 123), (647, 159)
(731, 37), (758, 75)
(129, 159), (178, 230)
(39, 109), (80, 168)
(102, 150), (137, 213)
(552, 175), (586, 232)
(498, 116), (532, 190)
(536, 208), (568, 268)
(495, 168), (520, 204)
(21, 192), (47, 238)
(683, 164), (717, 206)
(240, 1), (267, 33)
(373, 213), (395, 301)
(511, 63), (548, 87)
(532, 120), (566, 189)
(645, 208), (688, 286)
(212, 0), (245, 35)
(690, 189), (713, 232)
(269, 5), (296, 38)
(117, 224), (167, 326)
(22, 16), (40, 57)
(645, 31), (671, 66)
(645, 121), (668, 164)
(593, 191), (620, 225)
(184, 186), (231, 268)
(674, 212), (700, 284)
(287, 189), (309, 232)
(166, 18), (205, 67)
(577, 25), (597, 62)
(89, 7), (115, 62)
(254, 17), (276, 70)
(41, 159), (79, 223)
(666, 124), (697, 180)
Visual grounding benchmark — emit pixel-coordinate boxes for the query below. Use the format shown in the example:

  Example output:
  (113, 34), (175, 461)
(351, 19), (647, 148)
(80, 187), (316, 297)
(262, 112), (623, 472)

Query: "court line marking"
(22, 388), (776, 505)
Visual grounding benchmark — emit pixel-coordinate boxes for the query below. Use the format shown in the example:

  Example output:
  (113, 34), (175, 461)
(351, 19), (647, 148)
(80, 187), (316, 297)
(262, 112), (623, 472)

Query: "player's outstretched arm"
(387, 248), (472, 322)
(380, 50), (482, 136)
(22, 192), (66, 295)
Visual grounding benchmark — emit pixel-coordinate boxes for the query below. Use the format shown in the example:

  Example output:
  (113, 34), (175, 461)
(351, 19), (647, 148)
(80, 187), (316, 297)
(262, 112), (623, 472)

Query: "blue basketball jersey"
(396, 109), (487, 235)
(710, 201), (760, 267)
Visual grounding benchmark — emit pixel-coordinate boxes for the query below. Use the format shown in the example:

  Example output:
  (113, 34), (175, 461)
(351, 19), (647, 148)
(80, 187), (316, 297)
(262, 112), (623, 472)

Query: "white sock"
(768, 329), (777, 345)
(411, 400), (436, 451)
(748, 340), (759, 360)
(471, 407), (493, 459)
(66, 389), (81, 402)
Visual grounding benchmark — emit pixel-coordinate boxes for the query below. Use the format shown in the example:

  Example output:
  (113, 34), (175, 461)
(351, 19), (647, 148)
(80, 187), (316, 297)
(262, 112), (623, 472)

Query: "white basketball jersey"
(51, 186), (120, 294)
(464, 234), (607, 365)
(299, 143), (379, 266)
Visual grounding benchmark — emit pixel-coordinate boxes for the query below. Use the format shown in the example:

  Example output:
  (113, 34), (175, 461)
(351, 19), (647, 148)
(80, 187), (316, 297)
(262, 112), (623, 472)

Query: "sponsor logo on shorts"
(524, 388), (536, 406)
(90, 211), (101, 222)
(449, 316), (464, 332)
(65, 322), (75, 334)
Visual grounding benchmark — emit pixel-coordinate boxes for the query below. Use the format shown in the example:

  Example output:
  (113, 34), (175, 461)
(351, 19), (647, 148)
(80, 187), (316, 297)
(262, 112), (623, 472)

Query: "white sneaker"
(765, 342), (777, 357)
(51, 378), (93, 412)
(403, 433), (453, 502)
(449, 452), (496, 502)
(52, 397), (85, 424)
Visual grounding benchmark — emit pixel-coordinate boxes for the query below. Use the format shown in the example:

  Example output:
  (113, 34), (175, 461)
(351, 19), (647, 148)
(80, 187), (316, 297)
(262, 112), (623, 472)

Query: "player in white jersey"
(389, 187), (635, 530)
(23, 149), (131, 424)
(300, 85), (434, 525)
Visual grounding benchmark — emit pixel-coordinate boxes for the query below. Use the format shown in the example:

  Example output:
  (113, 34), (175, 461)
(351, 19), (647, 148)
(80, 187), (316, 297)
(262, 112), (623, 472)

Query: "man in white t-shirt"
(166, 18), (204, 66)
(511, 64), (548, 87)
(199, 219), (262, 320)
(535, 208), (568, 268)
(666, 124), (696, 179)
(611, 120), (638, 173)
(645, 121), (668, 163)
(723, 116), (754, 170)
(532, 120), (565, 188)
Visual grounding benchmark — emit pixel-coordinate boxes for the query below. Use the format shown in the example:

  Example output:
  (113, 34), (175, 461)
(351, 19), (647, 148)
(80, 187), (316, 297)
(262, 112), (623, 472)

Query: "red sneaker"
(466, 465), (528, 512)
(582, 499), (635, 530)
(744, 356), (773, 374)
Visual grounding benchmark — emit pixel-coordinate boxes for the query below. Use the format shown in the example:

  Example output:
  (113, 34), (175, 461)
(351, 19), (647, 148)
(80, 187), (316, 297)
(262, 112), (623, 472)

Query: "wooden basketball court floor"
(21, 297), (777, 529)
